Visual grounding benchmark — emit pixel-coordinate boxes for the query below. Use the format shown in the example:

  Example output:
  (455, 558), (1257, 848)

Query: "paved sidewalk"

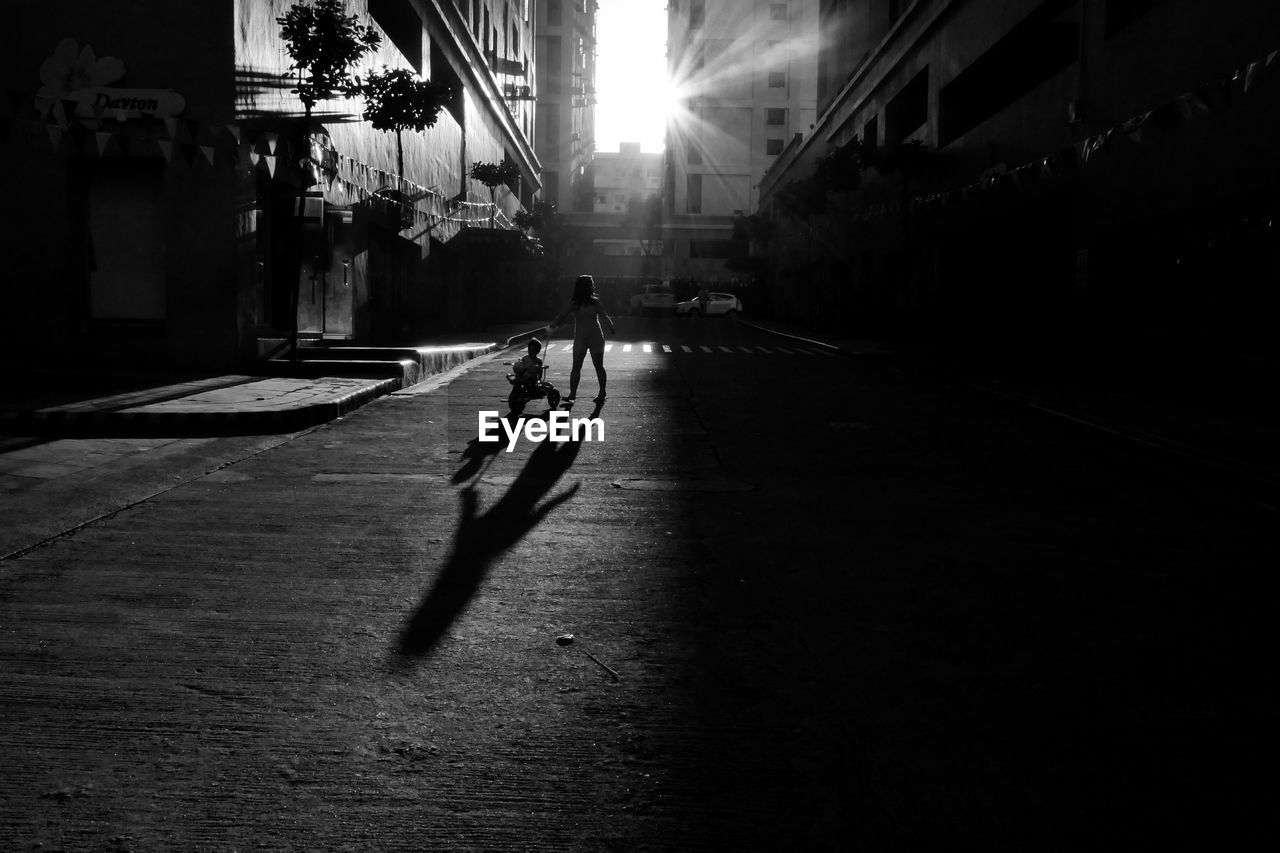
(0, 323), (545, 436)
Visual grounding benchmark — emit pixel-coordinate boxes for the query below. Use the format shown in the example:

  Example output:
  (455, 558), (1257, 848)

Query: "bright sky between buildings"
(594, 0), (671, 153)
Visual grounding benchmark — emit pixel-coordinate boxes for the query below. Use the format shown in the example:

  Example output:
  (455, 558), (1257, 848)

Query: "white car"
(675, 292), (744, 317)
(629, 284), (676, 315)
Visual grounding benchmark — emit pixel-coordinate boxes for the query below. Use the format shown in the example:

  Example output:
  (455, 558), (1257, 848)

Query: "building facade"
(758, 0), (1280, 366)
(534, 0), (597, 212)
(663, 0), (820, 289)
(2, 0), (541, 370)
(593, 142), (662, 214)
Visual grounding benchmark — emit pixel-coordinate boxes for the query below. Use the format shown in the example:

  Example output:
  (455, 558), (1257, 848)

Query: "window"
(1105, 0), (1162, 37)
(370, 0), (423, 72)
(544, 171), (559, 205)
(766, 108), (787, 125)
(766, 138), (784, 155)
(768, 71), (786, 88)
(546, 35), (562, 74)
(769, 4), (788, 21)
(938, 0), (1078, 144)
(686, 173), (702, 214)
(886, 67), (928, 145)
(690, 0), (705, 28)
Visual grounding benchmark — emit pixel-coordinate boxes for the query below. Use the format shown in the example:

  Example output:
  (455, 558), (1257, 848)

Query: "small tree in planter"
(277, 0), (379, 355)
(360, 66), (452, 192)
(469, 160), (521, 228)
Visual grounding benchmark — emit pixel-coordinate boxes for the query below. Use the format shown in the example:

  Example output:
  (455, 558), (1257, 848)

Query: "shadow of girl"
(397, 437), (583, 657)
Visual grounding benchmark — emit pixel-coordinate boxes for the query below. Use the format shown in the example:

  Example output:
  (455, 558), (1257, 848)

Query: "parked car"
(629, 284), (676, 315)
(675, 292), (744, 317)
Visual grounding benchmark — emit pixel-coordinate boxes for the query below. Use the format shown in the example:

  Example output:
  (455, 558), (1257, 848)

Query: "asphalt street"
(1, 316), (1276, 851)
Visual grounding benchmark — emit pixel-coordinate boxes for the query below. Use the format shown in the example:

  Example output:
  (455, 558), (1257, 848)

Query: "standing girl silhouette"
(548, 274), (616, 404)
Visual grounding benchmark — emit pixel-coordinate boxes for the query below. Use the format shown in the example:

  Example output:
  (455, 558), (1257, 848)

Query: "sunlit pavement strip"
(124, 377), (381, 413)
(623, 344), (633, 352)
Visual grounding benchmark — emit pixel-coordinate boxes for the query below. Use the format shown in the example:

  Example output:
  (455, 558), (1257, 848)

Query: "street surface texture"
(1, 317), (1276, 851)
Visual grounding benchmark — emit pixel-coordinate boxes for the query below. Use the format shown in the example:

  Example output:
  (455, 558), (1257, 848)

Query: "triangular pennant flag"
(1244, 60), (1261, 92)
(265, 131), (278, 154)
(51, 99), (69, 129)
(95, 131), (113, 156)
(265, 154), (277, 177)
(158, 139), (174, 162)
(46, 123), (63, 149)
(226, 123), (241, 144)
(164, 117), (179, 139)
(1267, 50), (1278, 68)
(200, 145), (215, 165)
(249, 151), (261, 166)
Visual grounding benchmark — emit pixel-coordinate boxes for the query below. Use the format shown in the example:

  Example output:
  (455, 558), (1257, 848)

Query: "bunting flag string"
(9, 84), (523, 236)
(903, 43), (1280, 217)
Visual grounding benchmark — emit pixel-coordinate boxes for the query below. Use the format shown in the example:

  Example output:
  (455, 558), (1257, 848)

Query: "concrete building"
(534, 0), (597, 212)
(663, 0), (820, 289)
(758, 0), (1280, 367)
(2, 0), (541, 370)
(593, 142), (662, 214)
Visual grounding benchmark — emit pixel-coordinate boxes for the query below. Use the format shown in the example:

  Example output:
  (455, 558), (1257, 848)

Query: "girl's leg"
(589, 342), (607, 400)
(569, 344), (588, 399)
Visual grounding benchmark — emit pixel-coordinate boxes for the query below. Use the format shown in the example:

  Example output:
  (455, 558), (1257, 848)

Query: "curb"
(0, 377), (401, 437)
(0, 341), (504, 437)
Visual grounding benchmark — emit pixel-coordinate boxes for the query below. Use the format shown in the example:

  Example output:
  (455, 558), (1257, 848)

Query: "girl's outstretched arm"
(547, 304), (572, 335)
(600, 304), (616, 336)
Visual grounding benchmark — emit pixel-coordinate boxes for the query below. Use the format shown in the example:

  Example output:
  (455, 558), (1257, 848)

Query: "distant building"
(593, 142), (663, 214)
(663, 0), (821, 287)
(758, 0), (1280, 363)
(2, 0), (541, 369)
(534, 0), (597, 212)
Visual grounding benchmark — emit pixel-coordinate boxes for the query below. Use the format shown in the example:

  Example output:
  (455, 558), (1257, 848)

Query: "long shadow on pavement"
(396, 415), (592, 658)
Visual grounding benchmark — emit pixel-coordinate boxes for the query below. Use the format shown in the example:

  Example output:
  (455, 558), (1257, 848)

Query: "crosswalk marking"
(596, 341), (843, 355)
